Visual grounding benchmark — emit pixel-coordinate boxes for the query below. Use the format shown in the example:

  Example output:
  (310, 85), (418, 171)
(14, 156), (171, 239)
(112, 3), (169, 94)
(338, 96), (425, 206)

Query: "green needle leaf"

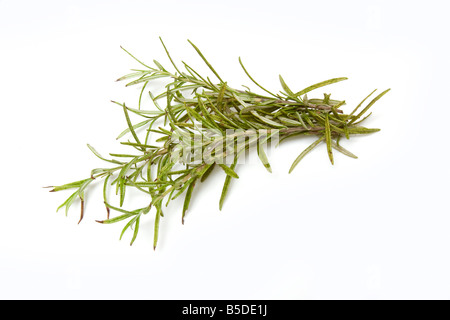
(182, 178), (197, 224)
(346, 89), (377, 120)
(238, 57), (278, 98)
(257, 143), (272, 173)
(119, 214), (139, 241)
(218, 163), (239, 179)
(121, 103), (143, 148)
(159, 37), (182, 75)
(187, 39), (223, 83)
(324, 113), (334, 165)
(87, 144), (124, 165)
(349, 88), (391, 125)
(279, 75), (296, 98)
(56, 189), (79, 215)
(331, 140), (358, 159)
(219, 156), (238, 210)
(47, 178), (93, 192)
(200, 163), (215, 182)
(289, 136), (325, 173)
(130, 215), (141, 246)
(116, 119), (151, 140)
(250, 110), (286, 128)
(120, 46), (152, 70)
(154, 205), (162, 250)
(294, 77), (348, 98)
(97, 211), (137, 224)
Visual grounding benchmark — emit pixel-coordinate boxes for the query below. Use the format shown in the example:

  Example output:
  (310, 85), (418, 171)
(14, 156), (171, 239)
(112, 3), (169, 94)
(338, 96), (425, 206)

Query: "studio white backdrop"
(1, 0), (449, 300)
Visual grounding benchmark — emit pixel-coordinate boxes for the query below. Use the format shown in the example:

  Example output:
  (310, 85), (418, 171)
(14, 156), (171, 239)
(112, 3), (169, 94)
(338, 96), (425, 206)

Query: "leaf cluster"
(47, 38), (389, 249)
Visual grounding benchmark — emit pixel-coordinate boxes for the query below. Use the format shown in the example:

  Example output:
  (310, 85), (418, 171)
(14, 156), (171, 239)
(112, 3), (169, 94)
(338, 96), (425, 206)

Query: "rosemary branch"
(47, 37), (390, 249)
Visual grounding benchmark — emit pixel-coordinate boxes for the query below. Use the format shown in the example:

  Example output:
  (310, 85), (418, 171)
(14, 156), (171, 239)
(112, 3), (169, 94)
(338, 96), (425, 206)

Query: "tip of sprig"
(95, 220), (104, 224)
(43, 186), (55, 192)
(77, 200), (85, 225)
(111, 100), (125, 107)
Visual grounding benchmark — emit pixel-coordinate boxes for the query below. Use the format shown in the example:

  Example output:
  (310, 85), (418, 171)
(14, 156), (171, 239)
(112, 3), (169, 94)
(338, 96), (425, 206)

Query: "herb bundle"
(47, 38), (389, 249)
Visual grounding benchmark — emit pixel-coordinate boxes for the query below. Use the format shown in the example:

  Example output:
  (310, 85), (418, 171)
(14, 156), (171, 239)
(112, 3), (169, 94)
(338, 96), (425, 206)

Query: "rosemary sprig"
(47, 37), (390, 249)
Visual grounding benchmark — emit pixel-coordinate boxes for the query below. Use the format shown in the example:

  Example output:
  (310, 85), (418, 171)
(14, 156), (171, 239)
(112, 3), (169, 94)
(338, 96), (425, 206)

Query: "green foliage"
(47, 38), (389, 249)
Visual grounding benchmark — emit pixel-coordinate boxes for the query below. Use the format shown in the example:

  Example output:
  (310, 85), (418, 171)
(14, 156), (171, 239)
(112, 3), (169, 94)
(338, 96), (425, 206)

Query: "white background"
(1, 0), (449, 300)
